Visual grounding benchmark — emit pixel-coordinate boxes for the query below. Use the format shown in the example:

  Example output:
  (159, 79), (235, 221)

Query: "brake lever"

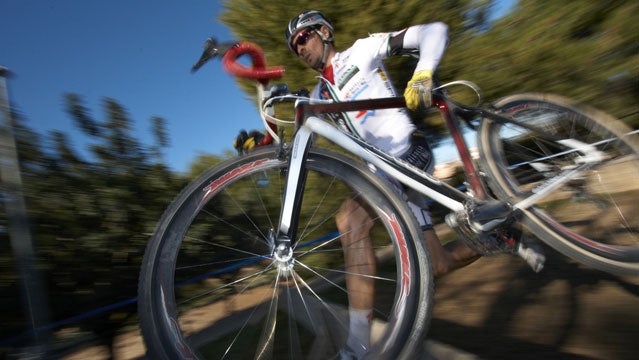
(294, 88), (310, 98)
(191, 37), (237, 73)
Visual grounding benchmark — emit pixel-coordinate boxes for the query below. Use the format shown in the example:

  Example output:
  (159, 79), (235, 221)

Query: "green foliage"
(1, 94), (187, 347)
(186, 152), (228, 179)
(219, 0), (491, 96)
(220, 0), (637, 130)
(446, 0), (638, 124)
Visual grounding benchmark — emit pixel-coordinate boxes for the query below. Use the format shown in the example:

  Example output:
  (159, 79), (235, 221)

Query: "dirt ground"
(62, 240), (638, 360)
(429, 244), (639, 360)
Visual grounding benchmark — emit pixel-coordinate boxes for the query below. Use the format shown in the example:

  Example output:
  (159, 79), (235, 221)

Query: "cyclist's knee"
(336, 198), (374, 233)
(336, 198), (356, 230)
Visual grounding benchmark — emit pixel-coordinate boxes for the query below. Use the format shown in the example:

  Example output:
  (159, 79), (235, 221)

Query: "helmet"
(285, 10), (333, 53)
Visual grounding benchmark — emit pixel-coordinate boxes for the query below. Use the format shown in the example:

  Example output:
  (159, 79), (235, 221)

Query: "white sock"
(346, 308), (371, 358)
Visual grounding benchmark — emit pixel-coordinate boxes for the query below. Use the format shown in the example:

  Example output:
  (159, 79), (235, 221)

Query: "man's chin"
(309, 59), (324, 71)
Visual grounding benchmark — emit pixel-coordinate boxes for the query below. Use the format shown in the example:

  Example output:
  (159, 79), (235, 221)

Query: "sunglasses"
(293, 29), (314, 51)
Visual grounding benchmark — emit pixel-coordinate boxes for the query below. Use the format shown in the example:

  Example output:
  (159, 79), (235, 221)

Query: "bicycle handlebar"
(222, 42), (284, 84)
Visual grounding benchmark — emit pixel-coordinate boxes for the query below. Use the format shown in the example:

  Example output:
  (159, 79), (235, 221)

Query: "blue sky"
(2, 0), (515, 173)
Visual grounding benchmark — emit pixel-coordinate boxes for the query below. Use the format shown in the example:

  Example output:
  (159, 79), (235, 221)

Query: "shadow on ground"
(56, 242), (638, 360)
(428, 243), (639, 360)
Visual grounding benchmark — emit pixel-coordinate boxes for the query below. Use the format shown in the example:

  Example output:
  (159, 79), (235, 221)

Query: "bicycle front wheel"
(479, 93), (639, 275)
(138, 146), (432, 359)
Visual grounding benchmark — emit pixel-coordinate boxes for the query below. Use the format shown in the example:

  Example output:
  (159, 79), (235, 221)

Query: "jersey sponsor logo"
(354, 83), (369, 99)
(337, 65), (360, 90)
(377, 68), (395, 95)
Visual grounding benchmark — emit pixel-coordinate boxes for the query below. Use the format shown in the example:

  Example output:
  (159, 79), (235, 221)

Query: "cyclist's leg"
(400, 131), (481, 276)
(336, 197), (376, 309)
(407, 192), (480, 277)
(424, 229), (480, 276)
(335, 197), (376, 357)
(139, 148), (431, 359)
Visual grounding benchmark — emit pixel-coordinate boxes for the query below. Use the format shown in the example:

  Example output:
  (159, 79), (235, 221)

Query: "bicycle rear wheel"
(479, 93), (639, 275)
(138, 146), (432, 359)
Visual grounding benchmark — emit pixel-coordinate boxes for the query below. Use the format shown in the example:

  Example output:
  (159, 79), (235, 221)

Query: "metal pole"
(0, 66), (50, 356)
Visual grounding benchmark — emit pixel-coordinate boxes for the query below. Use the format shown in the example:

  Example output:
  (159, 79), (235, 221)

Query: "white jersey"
(311, 22), (448, 156)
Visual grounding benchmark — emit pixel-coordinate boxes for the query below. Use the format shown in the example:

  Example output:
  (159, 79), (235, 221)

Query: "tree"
(446, 0), (638, 125)
(1, 94), (186, 353)
(186, 152), (228, 179)
(219, 0), (637, 130)
(219, 0), (496, 146)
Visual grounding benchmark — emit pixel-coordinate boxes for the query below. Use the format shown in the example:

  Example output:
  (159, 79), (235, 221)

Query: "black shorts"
(399, 131), (434, 174)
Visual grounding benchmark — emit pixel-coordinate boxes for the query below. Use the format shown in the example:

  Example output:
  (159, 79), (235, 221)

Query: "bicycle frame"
(211, 40), (609, 253)
(277, 92), (610, 249)
(277, 94), (488, 247)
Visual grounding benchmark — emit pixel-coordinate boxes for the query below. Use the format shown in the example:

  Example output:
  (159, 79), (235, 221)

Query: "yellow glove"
(404, 70), (433, 110)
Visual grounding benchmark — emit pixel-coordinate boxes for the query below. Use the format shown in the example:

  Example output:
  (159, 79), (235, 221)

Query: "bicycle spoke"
(219, 187), (272, 246)
(139, 149), (428, 359)
(289, 267), (350, 332)
(198, 207), (270, 248)
(183, 235), (270, 260)
(284, 272), (304, 359)
(177, 262), (276, 306)
(297, 176), (340, 243)
(481, 94), (639, 273)
(255, 270), (281, 360)
(223, 304), (265, 359)
(307, 265), (396, 283)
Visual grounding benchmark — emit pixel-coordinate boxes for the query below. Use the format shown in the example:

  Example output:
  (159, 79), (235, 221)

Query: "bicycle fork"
(270, 125), (315, 267)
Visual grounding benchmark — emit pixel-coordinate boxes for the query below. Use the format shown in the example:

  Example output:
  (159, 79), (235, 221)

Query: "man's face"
(292, 28), (324, 70)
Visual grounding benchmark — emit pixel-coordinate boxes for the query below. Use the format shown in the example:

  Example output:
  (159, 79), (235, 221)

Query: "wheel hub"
(273, 243), (294, 271)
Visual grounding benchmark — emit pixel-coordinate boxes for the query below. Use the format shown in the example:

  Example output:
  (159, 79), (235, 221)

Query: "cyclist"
(234, 10), (543, 359)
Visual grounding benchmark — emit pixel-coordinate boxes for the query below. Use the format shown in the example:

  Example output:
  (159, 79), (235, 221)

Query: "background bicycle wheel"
(479, 93), (639, 275)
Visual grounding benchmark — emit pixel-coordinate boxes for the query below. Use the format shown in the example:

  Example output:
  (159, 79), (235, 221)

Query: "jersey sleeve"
(387, 22), (449, 72)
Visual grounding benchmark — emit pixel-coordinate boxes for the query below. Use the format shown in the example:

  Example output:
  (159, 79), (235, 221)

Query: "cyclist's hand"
(404, 70), (433, 111)
(233, 129), (271, 154)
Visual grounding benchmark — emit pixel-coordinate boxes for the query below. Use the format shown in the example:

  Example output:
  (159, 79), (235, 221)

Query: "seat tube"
(435, 98), (487, 200)
(277, 125), (314, 246)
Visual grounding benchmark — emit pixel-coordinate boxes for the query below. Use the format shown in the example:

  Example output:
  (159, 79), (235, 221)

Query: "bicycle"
(137, 39), (639, 359)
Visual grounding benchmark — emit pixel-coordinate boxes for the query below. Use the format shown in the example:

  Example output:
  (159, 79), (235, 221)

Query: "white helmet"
(285, 10), (334, 54)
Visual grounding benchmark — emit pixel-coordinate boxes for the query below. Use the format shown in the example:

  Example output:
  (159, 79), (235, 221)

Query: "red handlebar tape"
(222, 42), (285, 84)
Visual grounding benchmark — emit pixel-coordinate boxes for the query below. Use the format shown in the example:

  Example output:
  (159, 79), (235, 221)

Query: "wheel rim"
(487, 98), (639, 263)
(144, 151), (425, 359)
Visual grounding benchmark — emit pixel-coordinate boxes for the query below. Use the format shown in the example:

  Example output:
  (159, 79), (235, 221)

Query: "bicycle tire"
(138, 146), (432, 359)
(478, 93), (639, 275)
